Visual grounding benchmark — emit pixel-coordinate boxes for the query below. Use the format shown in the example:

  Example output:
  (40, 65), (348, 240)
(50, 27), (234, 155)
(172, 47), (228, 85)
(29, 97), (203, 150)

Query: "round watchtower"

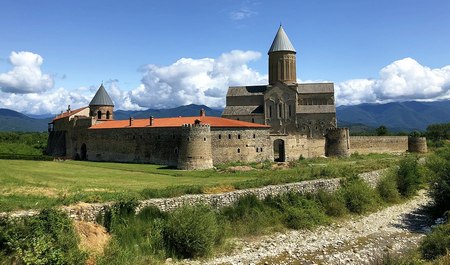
(325, 128), (350, 157)
(408, 136), (428, 153)
(177, 123), (213, 170)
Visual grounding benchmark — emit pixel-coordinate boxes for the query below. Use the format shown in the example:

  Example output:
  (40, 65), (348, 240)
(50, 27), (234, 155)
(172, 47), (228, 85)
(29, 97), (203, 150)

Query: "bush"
(221, 195), (281, 235)
(266, 192), (329, 230)
(377, 174), (401, 203)
(339, 177), (380, 214)
(427, 144), (450, 215)
(312, 190), (348, 217)
(420, 221), (450, 260)
(163, 205), (221, 258)
(396, 156), (423, 197)
(0, 208), (87, 265)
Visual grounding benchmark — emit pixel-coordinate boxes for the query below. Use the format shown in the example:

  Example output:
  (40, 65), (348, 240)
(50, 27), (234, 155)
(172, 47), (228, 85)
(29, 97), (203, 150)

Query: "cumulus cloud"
(336, 58), (450, 105)
(0, 51), (54, 93)
(0, 87), (91, 114)
(129, 50), (266, 109)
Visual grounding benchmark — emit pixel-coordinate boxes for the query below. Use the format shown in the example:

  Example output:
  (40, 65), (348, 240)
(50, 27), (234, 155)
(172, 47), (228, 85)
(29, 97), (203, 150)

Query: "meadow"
(0, 153), (402, 212)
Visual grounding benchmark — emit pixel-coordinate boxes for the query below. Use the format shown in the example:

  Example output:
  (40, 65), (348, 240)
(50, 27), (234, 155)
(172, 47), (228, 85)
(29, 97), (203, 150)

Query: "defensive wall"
(0, 169), (386, 223)
(349, 136), (409, 154)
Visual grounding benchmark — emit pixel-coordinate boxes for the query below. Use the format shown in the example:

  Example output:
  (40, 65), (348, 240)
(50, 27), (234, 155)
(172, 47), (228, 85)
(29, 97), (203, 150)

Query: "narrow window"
(238, 134), (241, 139)
(256, 147), (259, 153)
(261, 148), (263, 152)
(228, 134), (231, 139)
(237, 148), (240, 153)
(97, 110), (102, 119)
(269, 106), (272, 117)
(187, 137), (190, 141)
(219, 134), (221, 139)
(288, 105), (292, 117)
(253, 134), (256, 138)
(106, 111), (110, 119)
(278, 104), (282, 118)
(251, 118), (255, 123)
(204, 137), (206, 141)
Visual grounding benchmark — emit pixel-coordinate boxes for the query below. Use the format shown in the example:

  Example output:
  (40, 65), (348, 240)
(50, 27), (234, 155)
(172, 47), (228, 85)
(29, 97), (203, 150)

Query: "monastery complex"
(46, 26), (427, 169)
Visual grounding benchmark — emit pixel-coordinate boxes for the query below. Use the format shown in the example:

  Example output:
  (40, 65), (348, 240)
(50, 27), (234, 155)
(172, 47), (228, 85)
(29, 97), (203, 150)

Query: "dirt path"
(180, 190), (432, 265)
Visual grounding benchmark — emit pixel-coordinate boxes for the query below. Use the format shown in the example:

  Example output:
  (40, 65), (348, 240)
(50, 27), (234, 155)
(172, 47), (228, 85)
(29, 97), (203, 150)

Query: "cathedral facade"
(222, 26), (336, 139)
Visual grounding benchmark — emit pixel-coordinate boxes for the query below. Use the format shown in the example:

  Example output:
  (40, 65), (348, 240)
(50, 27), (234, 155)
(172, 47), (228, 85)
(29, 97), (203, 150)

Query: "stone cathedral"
(222, 25), (337, 139)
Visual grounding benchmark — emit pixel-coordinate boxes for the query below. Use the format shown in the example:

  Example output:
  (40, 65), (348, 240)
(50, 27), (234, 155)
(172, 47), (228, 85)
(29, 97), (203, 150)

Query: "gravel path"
(178, 190), (432, 265)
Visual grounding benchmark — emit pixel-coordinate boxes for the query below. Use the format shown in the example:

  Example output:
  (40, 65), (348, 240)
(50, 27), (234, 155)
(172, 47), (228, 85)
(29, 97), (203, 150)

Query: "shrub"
(221, 195), (281, 235)
(339, 177), (380, 214)
(420, 221), (450, 260)
(396, 156), (423, 197)
(312, 190), (348, 217)
(163, 205), (220, 258)
(266, 192), (329, 230)
(377, 174), (401, 203)
(427, 144), (450, 215)
(0, 208), (87, 265)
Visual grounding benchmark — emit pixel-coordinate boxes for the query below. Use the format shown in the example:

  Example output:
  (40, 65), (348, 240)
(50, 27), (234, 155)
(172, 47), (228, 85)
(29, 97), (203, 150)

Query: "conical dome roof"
(268, 25), (296, 54)
(89, 84), (114, 106)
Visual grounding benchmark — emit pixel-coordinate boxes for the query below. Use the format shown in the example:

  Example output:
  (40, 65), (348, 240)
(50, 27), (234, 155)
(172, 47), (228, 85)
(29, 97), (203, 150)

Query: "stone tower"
(325, 128), (350, 157)
(268, 25), (297, 85)
(89, 84), (115, 120)
(177, 123), (213, 170)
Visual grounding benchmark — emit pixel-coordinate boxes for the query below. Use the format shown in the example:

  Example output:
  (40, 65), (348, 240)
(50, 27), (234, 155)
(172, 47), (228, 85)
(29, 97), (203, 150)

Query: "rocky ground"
(177, 190), (433, 265)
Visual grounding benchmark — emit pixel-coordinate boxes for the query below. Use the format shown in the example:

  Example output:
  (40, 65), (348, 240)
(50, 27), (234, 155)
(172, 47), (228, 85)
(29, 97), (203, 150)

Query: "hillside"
(113, 104), (222, 120)
(337, 100), (450, 131)
(0, 109), (50, 132)
(2, 100), (449, 132)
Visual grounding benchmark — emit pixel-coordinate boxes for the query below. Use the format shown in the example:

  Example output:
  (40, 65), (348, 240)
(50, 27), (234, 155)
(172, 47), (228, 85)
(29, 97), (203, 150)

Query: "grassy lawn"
(0, 153), (405, 212)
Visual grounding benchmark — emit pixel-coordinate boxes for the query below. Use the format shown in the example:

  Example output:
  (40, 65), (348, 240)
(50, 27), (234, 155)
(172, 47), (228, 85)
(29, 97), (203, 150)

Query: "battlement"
(181, 123), (211, 128)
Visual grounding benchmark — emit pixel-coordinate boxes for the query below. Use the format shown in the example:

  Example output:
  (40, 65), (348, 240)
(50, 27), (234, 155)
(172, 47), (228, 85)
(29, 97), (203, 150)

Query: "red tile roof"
(53, 107), (88, 121)
(89, 116), (270, 129)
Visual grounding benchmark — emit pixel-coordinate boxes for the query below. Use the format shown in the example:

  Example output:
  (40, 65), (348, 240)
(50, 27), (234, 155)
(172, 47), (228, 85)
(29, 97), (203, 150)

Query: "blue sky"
(0, 0), (449, 114)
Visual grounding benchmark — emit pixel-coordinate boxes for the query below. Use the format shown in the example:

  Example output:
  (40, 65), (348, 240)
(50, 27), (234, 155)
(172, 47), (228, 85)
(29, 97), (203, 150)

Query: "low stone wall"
(350, 136), (408, 154)
(0, 169), (386, 223)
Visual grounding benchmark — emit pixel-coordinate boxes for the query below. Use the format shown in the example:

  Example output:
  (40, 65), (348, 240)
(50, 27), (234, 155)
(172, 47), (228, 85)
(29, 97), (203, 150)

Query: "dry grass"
(74, 221), (111, 265)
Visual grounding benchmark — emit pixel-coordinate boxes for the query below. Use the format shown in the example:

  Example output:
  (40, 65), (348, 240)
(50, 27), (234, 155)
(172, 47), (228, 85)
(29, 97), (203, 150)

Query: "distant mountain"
(0, 109), (50, 132)
(0, 104), (223, 132)
(114, 104), (223, 120)
(2, 100), (448, 132)
(337, 100), (450, 131)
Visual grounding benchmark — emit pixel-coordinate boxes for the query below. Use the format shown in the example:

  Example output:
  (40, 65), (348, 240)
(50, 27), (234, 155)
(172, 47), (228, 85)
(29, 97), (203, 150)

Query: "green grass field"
(0, 153), (404, 212)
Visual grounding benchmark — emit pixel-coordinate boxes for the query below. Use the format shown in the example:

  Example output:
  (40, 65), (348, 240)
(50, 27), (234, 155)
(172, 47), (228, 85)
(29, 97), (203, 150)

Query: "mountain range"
(1, 100), (449, 132)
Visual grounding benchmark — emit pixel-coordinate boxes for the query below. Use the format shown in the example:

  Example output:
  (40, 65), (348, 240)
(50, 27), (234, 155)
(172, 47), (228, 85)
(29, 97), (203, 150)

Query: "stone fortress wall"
(349, 136), (409, 154)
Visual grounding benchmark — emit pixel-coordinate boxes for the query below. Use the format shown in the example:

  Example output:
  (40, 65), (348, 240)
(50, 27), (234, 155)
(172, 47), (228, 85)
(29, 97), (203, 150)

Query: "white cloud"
(0, 87), (91, 115)
(129, 50), (266, 109)
(0, 51), (54, 93)
(229, 8), (257, 20)
(336, 58), (450, 105)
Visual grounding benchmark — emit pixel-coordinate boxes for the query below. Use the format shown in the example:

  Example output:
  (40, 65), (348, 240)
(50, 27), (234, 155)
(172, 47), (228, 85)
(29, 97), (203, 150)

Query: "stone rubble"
(177, 190), (432, 265)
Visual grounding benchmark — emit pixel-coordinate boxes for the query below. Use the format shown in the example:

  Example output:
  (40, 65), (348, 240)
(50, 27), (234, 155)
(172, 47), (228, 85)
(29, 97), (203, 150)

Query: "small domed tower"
(268, 25), (297, 85)
(177, 122), (213, 170)
(89, 84), (114, 120)
(325, 128), (350, 157)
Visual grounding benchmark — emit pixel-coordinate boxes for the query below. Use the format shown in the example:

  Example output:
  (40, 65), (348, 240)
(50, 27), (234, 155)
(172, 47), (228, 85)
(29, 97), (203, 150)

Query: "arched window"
(106, 111), (110, 119)
(97, 110), (102, 119)
(237, 148), (240, 153)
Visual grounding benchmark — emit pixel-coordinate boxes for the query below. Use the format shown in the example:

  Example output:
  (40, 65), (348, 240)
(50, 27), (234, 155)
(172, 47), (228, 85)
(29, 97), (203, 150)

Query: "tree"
(376, 125), (388, 136)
